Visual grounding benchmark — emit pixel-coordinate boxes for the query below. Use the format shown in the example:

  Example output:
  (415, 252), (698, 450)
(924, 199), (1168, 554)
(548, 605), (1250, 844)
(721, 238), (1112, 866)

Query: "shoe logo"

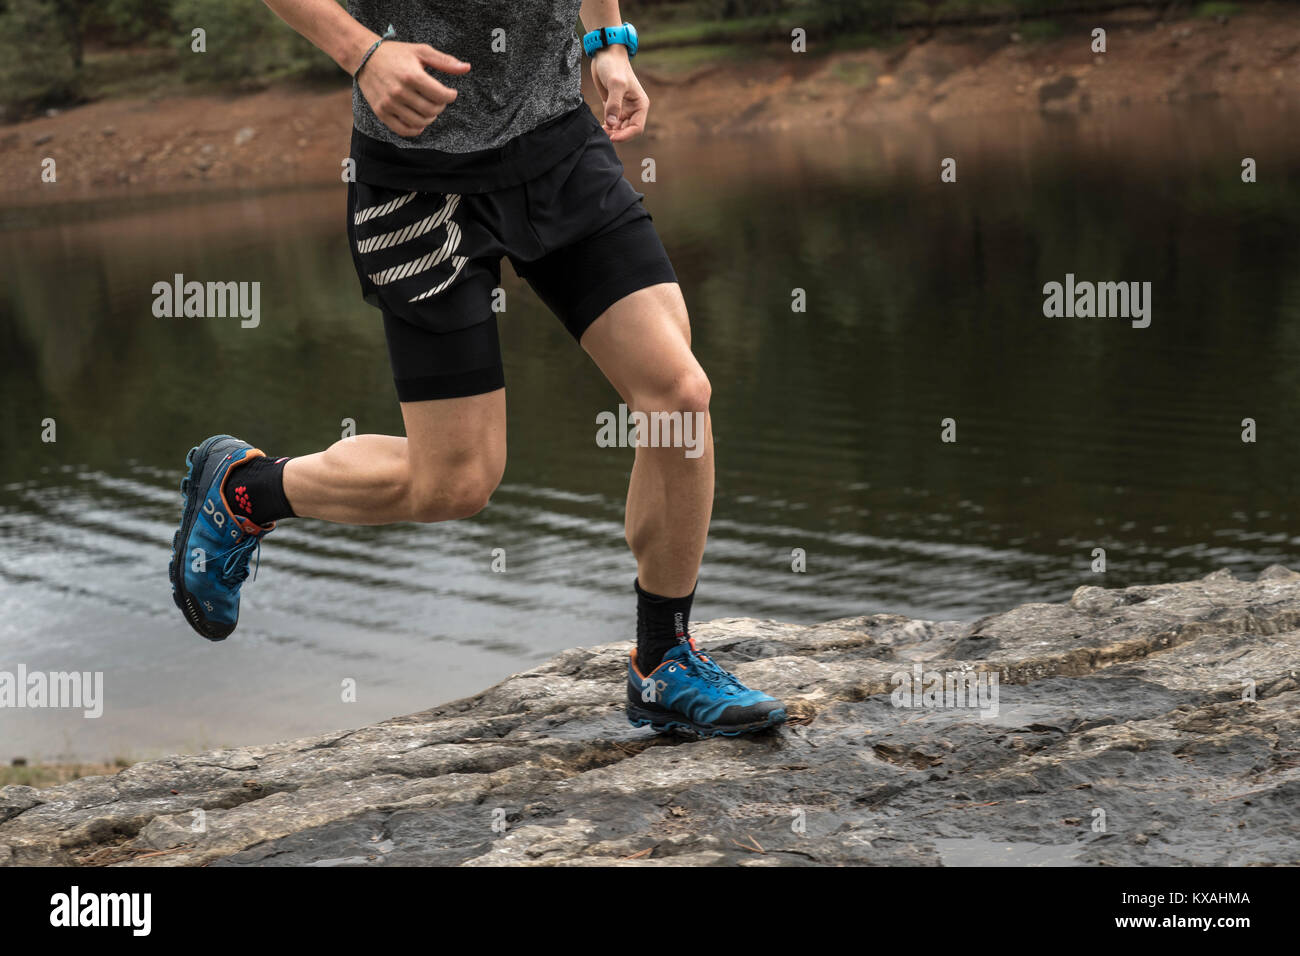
(641, 677), (668, 703)
(233, 485), (252, 515)
(202, 497), (225, 528)
(203, 600), (213, 612)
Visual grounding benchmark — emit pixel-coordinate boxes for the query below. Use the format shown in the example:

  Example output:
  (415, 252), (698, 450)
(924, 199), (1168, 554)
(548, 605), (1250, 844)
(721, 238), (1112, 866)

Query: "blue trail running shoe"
(627, 638), (787, 737)
(169, 434), (276, 641)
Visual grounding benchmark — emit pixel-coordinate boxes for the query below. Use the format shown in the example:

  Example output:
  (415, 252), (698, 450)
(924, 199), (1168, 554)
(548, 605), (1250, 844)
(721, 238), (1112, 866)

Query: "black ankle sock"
(635, 578), (696, 673)
(226, 455), (295, 526)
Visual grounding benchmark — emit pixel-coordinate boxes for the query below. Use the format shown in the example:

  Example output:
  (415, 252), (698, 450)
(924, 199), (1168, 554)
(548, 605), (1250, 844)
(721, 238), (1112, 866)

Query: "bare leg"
(579, 283), (712, 597)
(280, 389), (507, 525)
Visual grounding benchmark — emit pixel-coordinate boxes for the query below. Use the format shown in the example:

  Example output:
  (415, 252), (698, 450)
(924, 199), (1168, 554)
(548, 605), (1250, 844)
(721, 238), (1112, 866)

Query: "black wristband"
(354, 24), (396, 78)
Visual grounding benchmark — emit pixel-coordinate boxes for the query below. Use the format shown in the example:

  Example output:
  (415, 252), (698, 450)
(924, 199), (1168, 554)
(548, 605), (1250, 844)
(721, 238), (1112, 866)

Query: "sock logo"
(674, 611), (686, 640)
(233, 485), (252, 514)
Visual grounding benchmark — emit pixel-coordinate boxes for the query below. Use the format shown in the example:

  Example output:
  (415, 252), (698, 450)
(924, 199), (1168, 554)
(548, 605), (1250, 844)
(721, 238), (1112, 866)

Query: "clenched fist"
(357, 40), (471, 138)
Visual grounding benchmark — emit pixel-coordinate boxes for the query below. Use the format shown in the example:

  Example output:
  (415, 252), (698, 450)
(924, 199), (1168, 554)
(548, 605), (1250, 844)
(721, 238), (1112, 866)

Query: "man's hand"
(590, 45), (648, 142)
(357, 40), (471, 138)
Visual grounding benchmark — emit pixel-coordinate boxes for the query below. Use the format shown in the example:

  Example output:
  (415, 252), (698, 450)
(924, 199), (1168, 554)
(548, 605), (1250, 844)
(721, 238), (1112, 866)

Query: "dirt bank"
(0, 7), (1296, 204)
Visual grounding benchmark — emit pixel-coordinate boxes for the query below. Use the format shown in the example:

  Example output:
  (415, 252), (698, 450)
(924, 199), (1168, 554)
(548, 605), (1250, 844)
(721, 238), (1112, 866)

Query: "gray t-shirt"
(348, 0), (585, 153)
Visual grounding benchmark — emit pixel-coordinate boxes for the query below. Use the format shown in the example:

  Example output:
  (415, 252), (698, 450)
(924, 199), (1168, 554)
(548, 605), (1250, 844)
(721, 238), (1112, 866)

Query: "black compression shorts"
(345, 105), (678, 403)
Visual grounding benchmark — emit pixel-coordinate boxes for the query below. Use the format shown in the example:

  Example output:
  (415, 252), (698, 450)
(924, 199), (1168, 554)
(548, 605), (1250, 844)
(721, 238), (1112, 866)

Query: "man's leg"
(578, 282), (712, 598)
(174, 175), (512, 640)
(577, 281), (785, 735)
(171, 388), (505, 641)
(505, 132), (784, 732)
(281, 389), (507, 525)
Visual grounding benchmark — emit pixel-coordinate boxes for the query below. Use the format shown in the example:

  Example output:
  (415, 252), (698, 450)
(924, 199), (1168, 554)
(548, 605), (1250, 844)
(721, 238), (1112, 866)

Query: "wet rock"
(2, 568), (1299, 866)
(0, 787), (40, 825)
(1037, 74), (1081, 112)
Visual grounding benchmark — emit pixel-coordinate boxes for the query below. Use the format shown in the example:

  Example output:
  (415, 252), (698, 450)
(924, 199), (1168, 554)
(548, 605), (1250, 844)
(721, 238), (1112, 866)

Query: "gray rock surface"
(3, 567), (1298, 866)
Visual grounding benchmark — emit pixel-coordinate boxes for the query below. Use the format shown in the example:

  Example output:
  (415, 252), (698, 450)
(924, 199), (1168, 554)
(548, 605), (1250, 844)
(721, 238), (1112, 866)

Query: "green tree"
(0, 0), (79, 113)
(172, 0), (340, 83)
(50, 0), (94, 68)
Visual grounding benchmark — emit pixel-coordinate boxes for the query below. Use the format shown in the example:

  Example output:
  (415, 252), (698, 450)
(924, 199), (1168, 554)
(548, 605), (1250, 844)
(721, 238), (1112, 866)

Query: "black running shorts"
(346, 107), (678, 402)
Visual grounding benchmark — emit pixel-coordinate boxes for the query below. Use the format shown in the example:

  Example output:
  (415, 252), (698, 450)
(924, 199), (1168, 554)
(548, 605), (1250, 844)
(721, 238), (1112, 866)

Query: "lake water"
(2, 99), (1299, 762)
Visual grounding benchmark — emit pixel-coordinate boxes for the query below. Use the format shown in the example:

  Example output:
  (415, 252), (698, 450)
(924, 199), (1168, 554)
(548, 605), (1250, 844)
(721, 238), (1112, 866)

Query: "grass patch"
(1019, 19), (1064, 41)
(654, 14), (785, 45)
(1, 758), (133, 789)
(639, 43), (756, 74)
(79, 46), (182, 101)
(1194, 2), (1242, 17)
(829, 58), (878, 86)
(825, 28), (907, 53)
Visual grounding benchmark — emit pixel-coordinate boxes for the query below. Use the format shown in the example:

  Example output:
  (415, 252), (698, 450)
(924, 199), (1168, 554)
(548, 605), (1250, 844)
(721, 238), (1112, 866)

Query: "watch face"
(626, 22), (639, 54)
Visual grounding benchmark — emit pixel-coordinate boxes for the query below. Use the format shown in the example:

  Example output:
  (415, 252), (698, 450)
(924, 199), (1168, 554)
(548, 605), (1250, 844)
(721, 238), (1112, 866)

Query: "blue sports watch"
(583, 21), (638, 58)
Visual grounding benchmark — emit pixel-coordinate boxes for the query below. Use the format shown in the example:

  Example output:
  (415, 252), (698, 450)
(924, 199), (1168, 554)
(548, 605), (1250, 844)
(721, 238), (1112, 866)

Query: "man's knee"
(408, 452), (505, 523)
(676, 368), (711, 414)
(436, 471), (500, 521)
(651, 366), (711, 417)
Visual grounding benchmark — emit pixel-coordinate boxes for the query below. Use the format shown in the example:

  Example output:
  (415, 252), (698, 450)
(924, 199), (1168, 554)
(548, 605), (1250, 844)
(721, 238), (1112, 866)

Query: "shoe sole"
(169, 433), (244, 642)
(626, 703), (788, 738)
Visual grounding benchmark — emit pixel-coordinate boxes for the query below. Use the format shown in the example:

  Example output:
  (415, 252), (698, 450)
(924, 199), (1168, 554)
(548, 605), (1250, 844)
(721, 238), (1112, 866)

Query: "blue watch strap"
(583, 22), (637, 57)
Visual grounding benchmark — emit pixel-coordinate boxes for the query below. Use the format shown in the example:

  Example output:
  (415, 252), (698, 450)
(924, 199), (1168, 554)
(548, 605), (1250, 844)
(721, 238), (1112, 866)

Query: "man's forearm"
(262, 0), (378, 74)
(580, 0), (623, 32)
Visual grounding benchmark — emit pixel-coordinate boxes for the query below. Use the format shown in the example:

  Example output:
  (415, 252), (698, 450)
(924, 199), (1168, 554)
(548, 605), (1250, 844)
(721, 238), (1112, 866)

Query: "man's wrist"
(328, 30), (375, 75)
(352, 25), (394, 78)
(593, 42), (630, 61)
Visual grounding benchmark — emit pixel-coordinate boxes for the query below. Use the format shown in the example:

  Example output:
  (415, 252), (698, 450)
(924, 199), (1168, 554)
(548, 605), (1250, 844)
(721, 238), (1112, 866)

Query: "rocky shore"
(2, 567), (1298, 866)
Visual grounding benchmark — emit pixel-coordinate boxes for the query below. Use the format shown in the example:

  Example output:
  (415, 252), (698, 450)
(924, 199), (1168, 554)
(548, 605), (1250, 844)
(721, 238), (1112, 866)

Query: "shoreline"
(0, 7), (1295, 207)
